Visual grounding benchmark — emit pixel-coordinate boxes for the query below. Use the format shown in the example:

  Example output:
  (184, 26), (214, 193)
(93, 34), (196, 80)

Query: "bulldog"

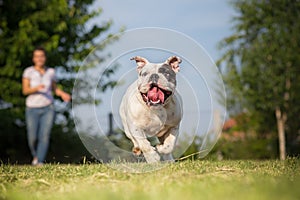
(119, 56), (183, 163)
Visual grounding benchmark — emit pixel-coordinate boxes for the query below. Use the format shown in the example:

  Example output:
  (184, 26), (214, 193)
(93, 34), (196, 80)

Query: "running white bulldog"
(119, 56), (183, 163)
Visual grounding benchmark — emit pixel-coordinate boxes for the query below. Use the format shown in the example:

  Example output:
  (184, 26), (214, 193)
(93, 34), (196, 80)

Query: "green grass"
(0, 158), (299, 200)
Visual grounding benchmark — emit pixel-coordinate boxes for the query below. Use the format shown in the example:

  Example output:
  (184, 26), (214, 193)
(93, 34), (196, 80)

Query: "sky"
(94, 0), (235, 61)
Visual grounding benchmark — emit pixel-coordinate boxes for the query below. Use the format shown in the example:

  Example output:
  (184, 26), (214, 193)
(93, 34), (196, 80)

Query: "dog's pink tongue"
(148, 87), (164, 103)
(158, 89), (164, 103)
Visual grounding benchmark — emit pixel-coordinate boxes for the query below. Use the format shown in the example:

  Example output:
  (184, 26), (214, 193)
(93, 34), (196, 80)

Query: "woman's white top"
(23, 66), (56, 108)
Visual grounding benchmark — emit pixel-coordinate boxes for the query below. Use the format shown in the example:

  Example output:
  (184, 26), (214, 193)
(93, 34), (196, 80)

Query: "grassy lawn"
(0, 158), (299, 200)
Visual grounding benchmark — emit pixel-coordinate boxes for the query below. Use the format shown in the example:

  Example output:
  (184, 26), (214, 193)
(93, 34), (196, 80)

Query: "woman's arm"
(22, 78), (45, 95)
(52, 81), (71, 102)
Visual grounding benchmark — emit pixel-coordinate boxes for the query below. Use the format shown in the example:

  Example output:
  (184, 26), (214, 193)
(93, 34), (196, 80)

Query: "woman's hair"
(33, 46), (47, 57)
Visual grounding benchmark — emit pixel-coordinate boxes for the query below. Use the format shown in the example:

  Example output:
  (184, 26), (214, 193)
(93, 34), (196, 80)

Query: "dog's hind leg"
(156, 126), (179, 157)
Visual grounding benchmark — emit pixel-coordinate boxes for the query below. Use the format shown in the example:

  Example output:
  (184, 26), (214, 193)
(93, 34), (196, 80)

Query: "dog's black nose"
(149, 73), (159, 83)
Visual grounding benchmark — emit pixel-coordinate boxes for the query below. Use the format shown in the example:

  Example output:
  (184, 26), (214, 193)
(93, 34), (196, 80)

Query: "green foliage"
(0, 160), (299, 200)
(208, 138), (278, 160)
(179, 135), (202, 160)
(0, 0), (113, 110)
(0, 109), (30, 163)
(0, 0), (118, 163)
(0, 109), (93, 164)
(177, 131), (278, 160)
(218, 0), (300, 150)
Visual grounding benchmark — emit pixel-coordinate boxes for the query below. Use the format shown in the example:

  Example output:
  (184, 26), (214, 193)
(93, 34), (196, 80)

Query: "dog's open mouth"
(141, 84), (172, 106)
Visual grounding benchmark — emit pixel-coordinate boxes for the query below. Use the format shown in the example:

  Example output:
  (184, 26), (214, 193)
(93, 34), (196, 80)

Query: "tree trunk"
(275, 107), (286, 160)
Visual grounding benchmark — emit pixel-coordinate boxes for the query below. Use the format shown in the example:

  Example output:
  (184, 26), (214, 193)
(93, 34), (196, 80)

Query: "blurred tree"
(0, 0), (119, 163)
(218, 0), (300, 160)
(0, 0), (114, 118)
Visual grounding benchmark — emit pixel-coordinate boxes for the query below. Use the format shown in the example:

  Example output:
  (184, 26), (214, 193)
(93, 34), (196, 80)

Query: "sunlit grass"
(0, 158), (299, 200)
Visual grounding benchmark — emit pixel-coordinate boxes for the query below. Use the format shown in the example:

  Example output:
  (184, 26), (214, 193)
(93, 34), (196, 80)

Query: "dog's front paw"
(155, 143), (174, 154)
(143, 150), (161, 163)
(155, 144), (168, 154)
(132, 147), (142, 156)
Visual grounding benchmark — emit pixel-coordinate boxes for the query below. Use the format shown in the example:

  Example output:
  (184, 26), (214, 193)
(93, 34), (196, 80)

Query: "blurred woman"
(22, 47), (71, 166)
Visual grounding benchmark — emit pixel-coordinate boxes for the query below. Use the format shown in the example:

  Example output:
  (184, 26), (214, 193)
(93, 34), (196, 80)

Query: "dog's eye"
(141, 72), (148, 77)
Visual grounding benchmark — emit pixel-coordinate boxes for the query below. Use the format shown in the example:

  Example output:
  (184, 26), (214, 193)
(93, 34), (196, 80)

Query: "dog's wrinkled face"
(131, 56), (181, 107)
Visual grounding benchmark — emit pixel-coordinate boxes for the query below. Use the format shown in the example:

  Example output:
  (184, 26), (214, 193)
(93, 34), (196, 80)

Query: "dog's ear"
(165, 56), (181, 73)
(130, 56), (149, 72)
